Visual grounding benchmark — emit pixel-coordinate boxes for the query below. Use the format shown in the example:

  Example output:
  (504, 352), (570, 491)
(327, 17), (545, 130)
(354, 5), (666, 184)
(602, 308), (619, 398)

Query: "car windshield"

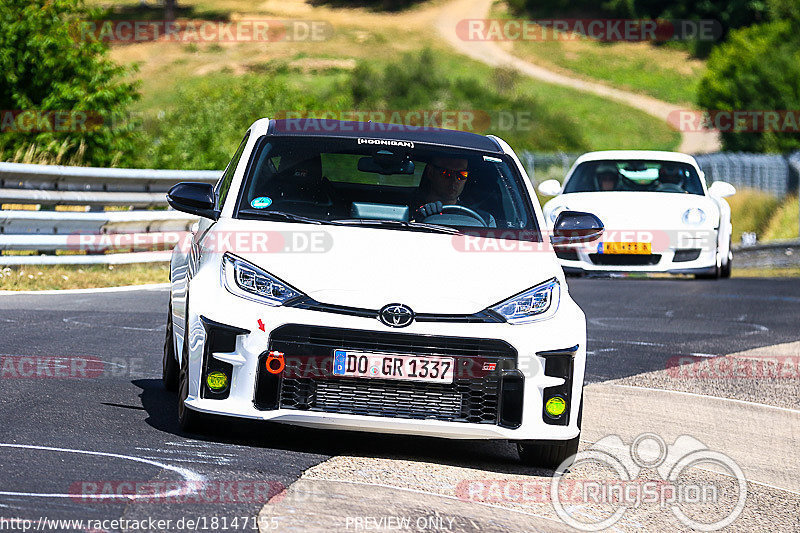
(563, 160), (704, 195)
(236, 136), (539, 240)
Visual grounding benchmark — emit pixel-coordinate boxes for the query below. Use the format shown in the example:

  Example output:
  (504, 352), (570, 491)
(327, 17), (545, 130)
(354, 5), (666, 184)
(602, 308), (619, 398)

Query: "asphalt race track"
(1, 278), (799, 532)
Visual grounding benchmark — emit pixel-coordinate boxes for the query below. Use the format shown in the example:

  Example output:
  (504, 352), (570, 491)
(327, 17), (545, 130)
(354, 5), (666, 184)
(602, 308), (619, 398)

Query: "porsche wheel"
(721, 242), (732, 279)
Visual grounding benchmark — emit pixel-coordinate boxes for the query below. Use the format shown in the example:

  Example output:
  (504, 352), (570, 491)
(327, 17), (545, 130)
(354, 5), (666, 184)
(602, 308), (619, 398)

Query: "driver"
(597, 170), (618, 192)
(413, 157), (470, 219)
(412, 157), (496, 227)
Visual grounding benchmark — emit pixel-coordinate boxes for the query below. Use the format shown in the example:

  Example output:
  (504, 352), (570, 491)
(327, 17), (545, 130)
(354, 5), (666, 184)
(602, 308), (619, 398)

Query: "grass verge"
(732, 267), (800, 278)
(761, 196), (799, 241)
(0, 263), (169, 291)
(726, 189), (783, 243)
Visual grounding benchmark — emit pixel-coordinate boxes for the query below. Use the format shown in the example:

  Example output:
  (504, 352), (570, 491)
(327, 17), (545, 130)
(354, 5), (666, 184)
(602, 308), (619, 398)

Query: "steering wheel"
(438, 204), (487, 227)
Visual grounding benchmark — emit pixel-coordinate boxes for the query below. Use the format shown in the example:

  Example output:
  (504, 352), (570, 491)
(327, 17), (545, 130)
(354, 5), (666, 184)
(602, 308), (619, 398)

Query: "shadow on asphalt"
(134, 378), (557, 477)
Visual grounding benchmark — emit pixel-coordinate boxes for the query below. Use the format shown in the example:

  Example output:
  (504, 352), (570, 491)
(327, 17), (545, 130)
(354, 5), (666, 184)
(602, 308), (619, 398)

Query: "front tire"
(517, 397), (582, 470)
(177, 300), (209, 434)
(695, 251), (722, 280)
(721, 243), (732, 278)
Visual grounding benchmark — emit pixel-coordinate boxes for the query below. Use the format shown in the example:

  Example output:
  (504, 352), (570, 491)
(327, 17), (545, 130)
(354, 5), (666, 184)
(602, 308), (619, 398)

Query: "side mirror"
(708, 181), (736, 198)
(167, 182), (219, 220)
(551, 210), (604, 245)
(537, 179), (562, 197)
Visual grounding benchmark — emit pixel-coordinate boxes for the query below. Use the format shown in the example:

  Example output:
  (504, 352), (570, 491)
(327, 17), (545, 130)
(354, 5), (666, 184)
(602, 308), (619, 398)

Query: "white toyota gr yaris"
(163, 118), (603, 468)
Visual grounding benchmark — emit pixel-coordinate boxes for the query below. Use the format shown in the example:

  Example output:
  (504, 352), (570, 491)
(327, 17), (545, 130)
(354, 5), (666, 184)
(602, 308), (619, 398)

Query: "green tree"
(697, 19), (800, 152)
(0, 0), (139, 166)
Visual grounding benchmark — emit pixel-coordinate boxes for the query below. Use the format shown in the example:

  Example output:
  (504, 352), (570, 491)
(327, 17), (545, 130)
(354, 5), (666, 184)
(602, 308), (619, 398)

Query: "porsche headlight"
(222, 254), (302, 306)
(489, 278), (560, 324)
(682, 208), (706, 225)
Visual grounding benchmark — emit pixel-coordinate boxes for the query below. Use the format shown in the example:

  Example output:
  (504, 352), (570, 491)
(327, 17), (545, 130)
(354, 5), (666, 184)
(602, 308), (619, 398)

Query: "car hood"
(208, 220), (562, 314)
(543, 192), (720, 231)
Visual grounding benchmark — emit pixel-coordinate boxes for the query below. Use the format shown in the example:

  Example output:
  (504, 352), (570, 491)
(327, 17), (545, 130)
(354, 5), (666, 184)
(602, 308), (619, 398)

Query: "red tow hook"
(266, 351), (285, 374)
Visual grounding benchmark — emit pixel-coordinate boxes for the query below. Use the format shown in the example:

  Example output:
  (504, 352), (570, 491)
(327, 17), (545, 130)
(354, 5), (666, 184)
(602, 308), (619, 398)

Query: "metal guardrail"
(0, 210), (197, 235)
(1, 158), (797, 266)
(732, 239), (800, 269)
(0, 162), (218, 265)
(0, 162), (219, 190)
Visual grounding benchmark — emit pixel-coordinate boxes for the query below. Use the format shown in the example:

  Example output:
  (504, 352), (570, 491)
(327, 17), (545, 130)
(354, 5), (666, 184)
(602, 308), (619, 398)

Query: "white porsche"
(163, 118), (605, 469)
(539, 150), (736, 279)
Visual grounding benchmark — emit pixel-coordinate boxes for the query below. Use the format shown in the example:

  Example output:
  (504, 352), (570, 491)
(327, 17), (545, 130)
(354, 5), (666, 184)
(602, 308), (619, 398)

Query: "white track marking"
(62, 316), (166, 332)
(609, 383), (800, 414)
(0, 283), (169, 296)
(0, 443), (204, 499)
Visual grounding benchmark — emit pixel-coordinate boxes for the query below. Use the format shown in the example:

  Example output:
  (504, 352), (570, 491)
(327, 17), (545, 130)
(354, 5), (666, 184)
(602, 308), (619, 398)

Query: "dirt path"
(433, 0), (720, 154)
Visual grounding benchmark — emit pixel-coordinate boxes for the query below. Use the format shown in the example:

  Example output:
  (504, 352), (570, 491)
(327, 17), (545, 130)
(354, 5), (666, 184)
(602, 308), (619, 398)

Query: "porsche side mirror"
(537, 179), (562, 197)
(708, 181), (736, 198)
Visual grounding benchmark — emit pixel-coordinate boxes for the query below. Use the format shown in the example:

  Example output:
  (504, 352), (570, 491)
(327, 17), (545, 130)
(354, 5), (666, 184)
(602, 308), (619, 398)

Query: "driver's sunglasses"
(434, 166), (469, 182)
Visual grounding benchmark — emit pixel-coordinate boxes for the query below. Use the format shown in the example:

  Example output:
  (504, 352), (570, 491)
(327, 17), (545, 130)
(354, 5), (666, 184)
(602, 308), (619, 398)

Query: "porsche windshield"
(235, 136), (539, 239)
(563, 160), (704, 195)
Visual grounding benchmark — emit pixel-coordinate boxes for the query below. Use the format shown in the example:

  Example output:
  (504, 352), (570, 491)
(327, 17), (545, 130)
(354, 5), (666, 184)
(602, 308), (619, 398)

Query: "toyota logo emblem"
(379, 304), (414, 328)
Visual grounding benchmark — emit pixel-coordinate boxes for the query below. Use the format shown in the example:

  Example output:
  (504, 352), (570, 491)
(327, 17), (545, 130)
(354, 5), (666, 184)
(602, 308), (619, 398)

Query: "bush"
(135, 49), (588, 169)
(346, 49), (588, 152)
(133, 75), (332, 170)
(697, 20), (800, 153)
(0, 0), (139, 166)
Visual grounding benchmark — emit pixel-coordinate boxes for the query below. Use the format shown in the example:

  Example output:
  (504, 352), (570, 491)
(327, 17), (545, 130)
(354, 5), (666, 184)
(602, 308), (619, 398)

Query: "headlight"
(222, 254), (303, 306)
(682, 208), (706, 225)
(489, 278), (560, 324)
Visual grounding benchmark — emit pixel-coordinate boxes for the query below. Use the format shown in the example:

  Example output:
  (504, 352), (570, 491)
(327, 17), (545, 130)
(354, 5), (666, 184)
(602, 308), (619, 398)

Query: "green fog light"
(206, 371), (229, 392)
(545, 396), (566, 417)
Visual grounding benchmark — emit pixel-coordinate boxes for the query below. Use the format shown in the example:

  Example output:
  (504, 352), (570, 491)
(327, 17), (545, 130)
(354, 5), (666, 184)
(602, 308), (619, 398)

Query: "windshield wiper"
(331, 219), (462, 235)
(244, 210), (326, 225)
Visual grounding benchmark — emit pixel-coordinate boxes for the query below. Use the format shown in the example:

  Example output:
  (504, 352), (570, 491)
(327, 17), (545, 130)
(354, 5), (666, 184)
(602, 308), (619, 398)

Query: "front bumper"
(555, 234), (719, 275)
(182, 270), (586, 442)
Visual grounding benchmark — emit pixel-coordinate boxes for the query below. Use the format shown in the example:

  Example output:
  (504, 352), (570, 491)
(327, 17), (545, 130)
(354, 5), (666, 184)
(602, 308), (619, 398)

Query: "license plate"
(331, 350), (454, 384)
(602, 242), (651, 254)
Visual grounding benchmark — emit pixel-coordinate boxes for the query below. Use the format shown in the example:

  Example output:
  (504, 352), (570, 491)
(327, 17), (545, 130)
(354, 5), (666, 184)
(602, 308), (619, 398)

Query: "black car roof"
(267, 119), (503, 153)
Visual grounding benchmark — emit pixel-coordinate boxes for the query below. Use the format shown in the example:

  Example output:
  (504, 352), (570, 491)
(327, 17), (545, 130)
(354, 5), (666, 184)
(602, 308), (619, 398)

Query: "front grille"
(589, 253), (661, 266)
(673, 248), (702, 262)
(280, 377), (499, 423)
(257, 325), (517, 425)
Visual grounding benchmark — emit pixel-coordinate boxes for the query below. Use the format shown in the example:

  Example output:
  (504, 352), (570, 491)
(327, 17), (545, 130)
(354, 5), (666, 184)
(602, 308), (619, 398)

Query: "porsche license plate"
(331, 350), (454, 384)
(602, 242), (651, 255)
